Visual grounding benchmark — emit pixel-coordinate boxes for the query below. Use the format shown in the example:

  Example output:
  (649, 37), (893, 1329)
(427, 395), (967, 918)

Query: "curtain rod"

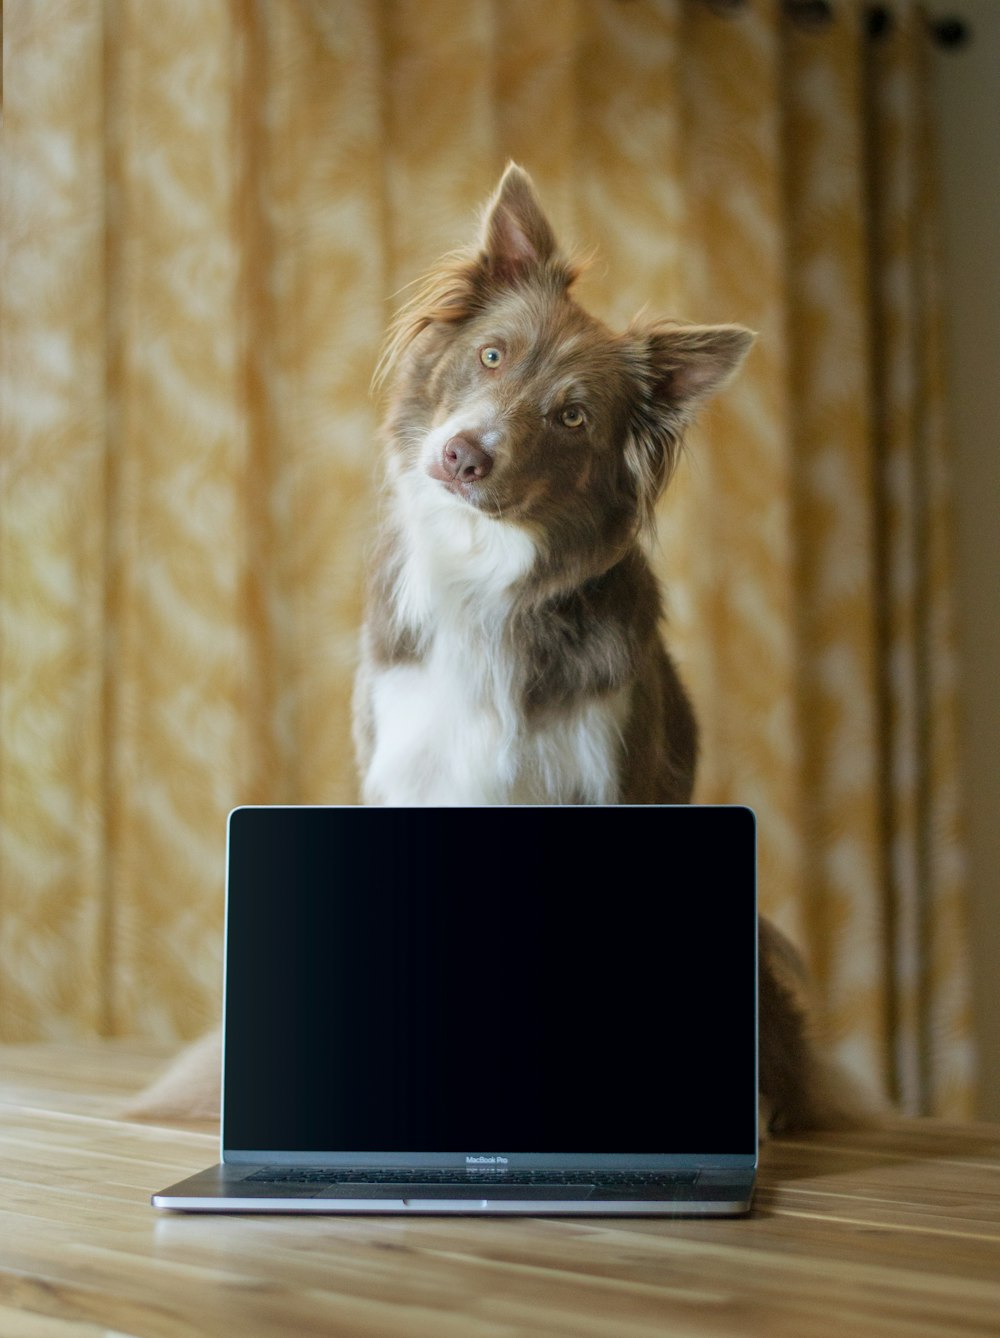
(702, 1), (972, 48)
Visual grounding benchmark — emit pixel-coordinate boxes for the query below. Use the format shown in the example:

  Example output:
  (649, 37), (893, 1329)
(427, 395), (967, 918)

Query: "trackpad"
(403, 1183), (593, 1201)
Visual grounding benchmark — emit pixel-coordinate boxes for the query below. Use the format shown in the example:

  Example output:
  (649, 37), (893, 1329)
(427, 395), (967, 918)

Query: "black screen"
(223, 806), (756, 1155)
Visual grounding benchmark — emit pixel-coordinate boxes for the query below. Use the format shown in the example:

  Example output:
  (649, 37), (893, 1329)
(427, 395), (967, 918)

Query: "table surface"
(1, 1041), (998, 1338)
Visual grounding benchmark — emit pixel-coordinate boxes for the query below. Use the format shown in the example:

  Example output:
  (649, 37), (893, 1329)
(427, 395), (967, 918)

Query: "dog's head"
(378, 165), (754, 571)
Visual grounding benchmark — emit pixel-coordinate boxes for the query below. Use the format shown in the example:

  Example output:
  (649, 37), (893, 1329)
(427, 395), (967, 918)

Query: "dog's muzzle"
(429, 434), (494, 486)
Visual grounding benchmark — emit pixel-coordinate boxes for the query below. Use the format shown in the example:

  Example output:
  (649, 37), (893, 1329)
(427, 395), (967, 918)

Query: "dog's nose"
(442, 435), (493, 482)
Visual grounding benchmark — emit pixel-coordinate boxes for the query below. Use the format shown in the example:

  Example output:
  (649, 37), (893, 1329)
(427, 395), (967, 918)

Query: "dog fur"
(353, 164), (872, 1133)
(353, 168), (730, 808)
(126, 166), (875, 1133)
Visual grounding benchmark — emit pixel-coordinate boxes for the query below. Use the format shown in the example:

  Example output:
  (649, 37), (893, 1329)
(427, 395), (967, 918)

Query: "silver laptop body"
(153, 805), (758, 1215)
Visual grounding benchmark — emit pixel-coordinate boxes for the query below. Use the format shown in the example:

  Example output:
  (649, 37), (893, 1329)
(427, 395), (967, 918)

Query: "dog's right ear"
(374, 165), (572, 392)
(479, 164), (564, 285)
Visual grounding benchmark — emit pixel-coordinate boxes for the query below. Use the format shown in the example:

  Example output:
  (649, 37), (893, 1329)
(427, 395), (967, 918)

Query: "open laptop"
(153, 804), (758, 1215)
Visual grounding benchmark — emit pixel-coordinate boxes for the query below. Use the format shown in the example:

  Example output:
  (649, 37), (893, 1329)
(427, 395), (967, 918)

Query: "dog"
(352, 164), (872, 1132)
(353, 165), (726, 808)
(127, 165), (874, 1132)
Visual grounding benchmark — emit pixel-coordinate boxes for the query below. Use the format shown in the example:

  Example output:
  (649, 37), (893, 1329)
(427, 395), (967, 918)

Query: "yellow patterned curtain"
(1, 0), (974, 1115)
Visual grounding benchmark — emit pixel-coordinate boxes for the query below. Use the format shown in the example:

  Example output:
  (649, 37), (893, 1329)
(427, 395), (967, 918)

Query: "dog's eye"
(560, 405), (586, 429)
(479, 346), (503, 369)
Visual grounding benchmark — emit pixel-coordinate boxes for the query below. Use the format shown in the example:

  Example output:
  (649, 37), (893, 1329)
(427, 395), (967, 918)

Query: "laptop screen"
(222, 806), (757, 1160)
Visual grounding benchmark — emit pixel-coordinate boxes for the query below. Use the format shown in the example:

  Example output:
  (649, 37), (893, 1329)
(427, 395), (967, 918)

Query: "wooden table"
(1, 1042), (998, 1337)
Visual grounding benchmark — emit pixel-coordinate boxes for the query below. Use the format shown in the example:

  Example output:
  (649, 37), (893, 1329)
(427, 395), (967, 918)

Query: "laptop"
(153, 804), (758, 1215)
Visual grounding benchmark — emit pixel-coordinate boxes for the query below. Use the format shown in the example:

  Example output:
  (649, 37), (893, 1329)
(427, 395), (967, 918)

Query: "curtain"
(1, 0), (974, 1115)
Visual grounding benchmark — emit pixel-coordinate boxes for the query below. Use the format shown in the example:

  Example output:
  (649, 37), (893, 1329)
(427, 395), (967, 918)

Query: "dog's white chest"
(361, 477), (629, 806)
(364, 650), (515, 805)
(363, 649), (628, 806)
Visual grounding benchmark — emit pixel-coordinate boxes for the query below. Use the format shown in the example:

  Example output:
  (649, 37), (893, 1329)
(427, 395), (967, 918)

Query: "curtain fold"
(782, 2), (888, 1102)
(1, 0), (973, 1114)
(864, 5), (972, 1114)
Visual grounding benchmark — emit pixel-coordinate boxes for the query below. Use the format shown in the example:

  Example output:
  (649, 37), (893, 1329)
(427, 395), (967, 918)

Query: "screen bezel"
(219, 804), (759, 1172)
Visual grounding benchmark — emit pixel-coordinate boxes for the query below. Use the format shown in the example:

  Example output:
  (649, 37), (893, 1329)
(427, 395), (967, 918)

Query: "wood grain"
(1, 1042), (998, 1337)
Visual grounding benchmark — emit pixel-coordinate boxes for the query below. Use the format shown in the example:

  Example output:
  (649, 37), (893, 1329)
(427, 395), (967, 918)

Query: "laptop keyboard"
(244, 1167), (700, 1188)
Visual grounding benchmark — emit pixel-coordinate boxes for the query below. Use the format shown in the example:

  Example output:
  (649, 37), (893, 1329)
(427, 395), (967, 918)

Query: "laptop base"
(152, 1165), (754, 1215)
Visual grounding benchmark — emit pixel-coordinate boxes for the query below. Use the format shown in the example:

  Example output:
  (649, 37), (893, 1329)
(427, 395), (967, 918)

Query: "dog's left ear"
(626, 321), (756, 520)
(643, 321), (756, 415)
(480, 163), (566, 285)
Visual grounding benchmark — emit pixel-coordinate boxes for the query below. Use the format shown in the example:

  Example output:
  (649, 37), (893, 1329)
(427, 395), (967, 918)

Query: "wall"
(931, 0), (1000, 1119)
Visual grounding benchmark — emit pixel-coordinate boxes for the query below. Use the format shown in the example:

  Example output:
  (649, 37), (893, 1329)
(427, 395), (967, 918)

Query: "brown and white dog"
(353, 165), (725, 807)
(128, 166), (873, 1132)
(352, 164), (872, 1133)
